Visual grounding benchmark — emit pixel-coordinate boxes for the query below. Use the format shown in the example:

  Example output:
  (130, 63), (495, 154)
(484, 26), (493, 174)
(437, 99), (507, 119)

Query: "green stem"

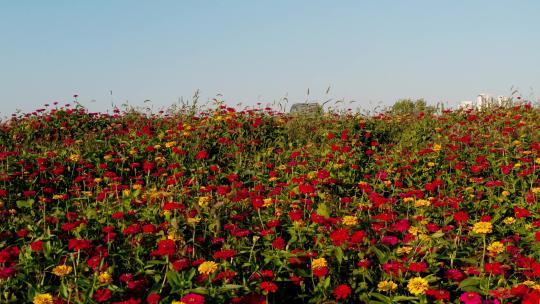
(480, 235), (486, 273)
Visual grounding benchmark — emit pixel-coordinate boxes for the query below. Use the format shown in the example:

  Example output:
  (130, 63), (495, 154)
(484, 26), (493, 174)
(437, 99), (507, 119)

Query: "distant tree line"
(388, 98), (437, 115)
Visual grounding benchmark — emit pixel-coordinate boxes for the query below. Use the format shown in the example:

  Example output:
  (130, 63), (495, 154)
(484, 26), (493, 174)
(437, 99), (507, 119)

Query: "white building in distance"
(460, 93), (512, 109)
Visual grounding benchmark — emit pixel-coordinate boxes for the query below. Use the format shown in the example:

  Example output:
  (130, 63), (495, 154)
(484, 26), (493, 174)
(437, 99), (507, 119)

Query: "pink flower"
(381, 235), (399, 246)
(460, 292), (482, 304)
(0, 267), (16, 279)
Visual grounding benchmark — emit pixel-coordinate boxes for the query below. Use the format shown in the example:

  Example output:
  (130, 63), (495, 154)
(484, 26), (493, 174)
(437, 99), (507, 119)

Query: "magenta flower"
(460, 292), (482, 304)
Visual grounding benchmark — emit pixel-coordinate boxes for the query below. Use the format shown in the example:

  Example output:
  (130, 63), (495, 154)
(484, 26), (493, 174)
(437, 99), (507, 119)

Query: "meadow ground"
(0, 102), (539, 303)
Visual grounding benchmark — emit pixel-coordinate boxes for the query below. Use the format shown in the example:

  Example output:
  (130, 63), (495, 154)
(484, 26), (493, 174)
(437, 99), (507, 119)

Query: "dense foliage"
(0, 102), (539, 303)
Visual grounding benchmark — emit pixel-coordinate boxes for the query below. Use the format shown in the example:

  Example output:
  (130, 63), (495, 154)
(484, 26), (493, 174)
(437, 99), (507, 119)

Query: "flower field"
(0, 102), (539, 304)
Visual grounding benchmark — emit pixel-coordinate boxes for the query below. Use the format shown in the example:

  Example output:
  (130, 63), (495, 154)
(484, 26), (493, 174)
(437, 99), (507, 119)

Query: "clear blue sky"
(1, 1), (539, 115)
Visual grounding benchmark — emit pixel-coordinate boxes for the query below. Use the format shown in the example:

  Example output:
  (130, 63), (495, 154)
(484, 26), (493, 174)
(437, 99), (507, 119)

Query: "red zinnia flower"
(299, 183), (315, 194)
(30, 240), (44, 252)
(163, 202), (184, 211)
(195, 150), (209, 160)
(312, 266), (329, 277)
(523, 289), (540, 304)
(381, 235), (399, 246)
(445, 269), (464, 281)
(453, 211), (469, 223)
(213, 249), (237, 260)
(272, 236), (286, 250)
(93, 288), (112, 302)
(330, 228), (349, 246)
(514, 207), (530, 219)
(172, 258), (190, 271)
(68, 239), (92, 251)
(350, 230), (366, 244)
(181, 293), (205, 304)
(146, 294), (160, 304)
(408, 262), (427, 273)
(142, 224), (157, 233)
(151, 239), (176, 257)
(426, 289), (450, 301)
(260, 281), (278, 293)
(333, 284), (351, 300)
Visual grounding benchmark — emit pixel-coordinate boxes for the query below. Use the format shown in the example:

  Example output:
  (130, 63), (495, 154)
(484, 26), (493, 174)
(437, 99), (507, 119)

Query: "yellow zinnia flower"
(342, 216), (358, 226)
(187, 217), (201, 224)
(52, 265), (72, 277)
(378, 280), (398, 292)
(487, 241), (505, 255)
(503, 217), (516, 225)
(414, 199), (430, 207)
(98, 272), (113, 284)
(396, 246), (413, 255)
(198, 196), (210, 207)
(33, 294), (54, 304)
(407, 277), (429, 295)
(408, 226), (421, 235)
(311, 257), (327, 269)
(165, 141), (177, 148)
(523, 280), (540, 290)
(263, 198), (273, 207)
(68, 154), (80, 162)
(198, 261), (218, 275)
(472, 221), (493, 234)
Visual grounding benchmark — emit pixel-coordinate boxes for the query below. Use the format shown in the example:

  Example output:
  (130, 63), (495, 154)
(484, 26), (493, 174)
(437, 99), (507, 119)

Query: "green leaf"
(166, 270), (182, 288)
(334, 247), (344, 264)
(393, 296), (419, 302)
(323, 277), (331, 288)
(370, 292), (392, 303)
(458, 276), (482, 290)
(85, 208), (98, 219)
(16, 199), (34, 209)
(316, 202), (330, 218)
(431, 231), (445, 238)
(219, 284), (244, 291)
(60, 282), (69, 298)
(369, 245), (390, 264)
(186, 287), (208, 295)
